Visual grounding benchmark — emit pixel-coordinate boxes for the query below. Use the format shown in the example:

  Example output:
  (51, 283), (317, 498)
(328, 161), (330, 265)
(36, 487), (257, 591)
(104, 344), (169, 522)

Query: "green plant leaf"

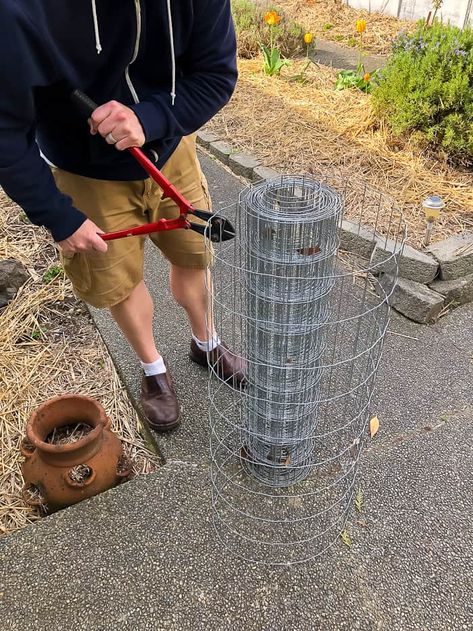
(260, 43), (271, 64)
(18, 212), (31, 224)
(31, 327), (45, 340)
(42, 265), (63, 284)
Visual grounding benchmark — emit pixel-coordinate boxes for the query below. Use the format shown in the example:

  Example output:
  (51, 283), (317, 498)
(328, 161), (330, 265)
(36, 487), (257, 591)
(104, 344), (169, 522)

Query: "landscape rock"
(228, 153), (261, 179)
(373, 238), (438, 284)
(252, 166), (281, 183)
(196, 130), (219, 148)
(429, 273), (473, 306)
(339, 219), (377, 258)
(379, 274), (445, 324)
(208, 140), (233, 165)
(0, 258), (29, 307)
(427, 232), (473, 280)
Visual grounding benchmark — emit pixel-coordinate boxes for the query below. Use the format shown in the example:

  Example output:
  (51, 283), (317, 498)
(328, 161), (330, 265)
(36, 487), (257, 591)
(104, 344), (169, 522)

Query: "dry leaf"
(355, 488), (364, 513)
(341, 530), (352, 547)
(298, 245), (321, 256)
(370, 415), (380, 438)
(288, 496), (303, 509)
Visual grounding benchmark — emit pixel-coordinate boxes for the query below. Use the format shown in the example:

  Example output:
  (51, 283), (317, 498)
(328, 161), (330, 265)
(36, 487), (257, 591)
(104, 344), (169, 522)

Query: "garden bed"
(0, 194), (158, 536)
(239, 0), (415, 56)
(206, 58), (473, 247)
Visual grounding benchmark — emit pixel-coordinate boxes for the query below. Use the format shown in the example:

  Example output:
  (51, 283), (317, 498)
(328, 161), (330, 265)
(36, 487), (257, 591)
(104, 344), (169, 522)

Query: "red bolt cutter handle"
(100, 216), (191, 241)
(127, 147), (193, 217)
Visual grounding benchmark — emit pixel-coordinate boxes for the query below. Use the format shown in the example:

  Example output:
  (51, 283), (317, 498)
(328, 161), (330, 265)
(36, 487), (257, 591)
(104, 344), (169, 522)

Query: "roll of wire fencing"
(206, 175), (406, 565)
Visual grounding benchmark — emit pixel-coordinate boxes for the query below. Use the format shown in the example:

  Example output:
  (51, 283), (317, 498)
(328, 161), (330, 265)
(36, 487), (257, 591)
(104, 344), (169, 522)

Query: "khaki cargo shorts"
(53, 134), (212, 309)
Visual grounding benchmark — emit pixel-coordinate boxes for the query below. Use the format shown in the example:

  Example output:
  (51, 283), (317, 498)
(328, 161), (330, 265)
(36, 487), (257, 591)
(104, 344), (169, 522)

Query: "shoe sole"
(145, 415), (181, 433)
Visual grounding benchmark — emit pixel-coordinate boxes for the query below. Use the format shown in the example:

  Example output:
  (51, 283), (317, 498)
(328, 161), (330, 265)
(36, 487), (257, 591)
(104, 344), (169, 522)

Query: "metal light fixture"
(423, 195), (445, 246)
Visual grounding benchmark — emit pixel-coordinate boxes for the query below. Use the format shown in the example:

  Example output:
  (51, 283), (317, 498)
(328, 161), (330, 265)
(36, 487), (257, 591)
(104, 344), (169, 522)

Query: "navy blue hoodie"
(0, 1), (237, 241)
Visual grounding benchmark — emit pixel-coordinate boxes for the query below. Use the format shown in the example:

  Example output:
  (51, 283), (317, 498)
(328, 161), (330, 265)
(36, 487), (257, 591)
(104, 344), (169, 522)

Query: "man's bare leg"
(169, 265), (213, 341)
(110, 280), (180, 431)
(109, 280), (160, 363)
(170, 264), (245, 386)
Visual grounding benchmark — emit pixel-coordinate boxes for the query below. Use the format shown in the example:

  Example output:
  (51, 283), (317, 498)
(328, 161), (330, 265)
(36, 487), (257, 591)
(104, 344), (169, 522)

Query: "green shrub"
(232, 0), (305, 59)
(372, 21), (473, 165)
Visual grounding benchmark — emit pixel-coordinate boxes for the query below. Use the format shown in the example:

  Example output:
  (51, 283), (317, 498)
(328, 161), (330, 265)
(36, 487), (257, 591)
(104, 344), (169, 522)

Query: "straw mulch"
(0, 194), (158, 536)
(275, 0), (415, 55)
(207, 59), (473, 246)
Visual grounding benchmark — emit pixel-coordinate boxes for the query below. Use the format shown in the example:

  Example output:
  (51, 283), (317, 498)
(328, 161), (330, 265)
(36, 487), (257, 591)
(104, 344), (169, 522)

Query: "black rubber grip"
(71, 89), (99, 118)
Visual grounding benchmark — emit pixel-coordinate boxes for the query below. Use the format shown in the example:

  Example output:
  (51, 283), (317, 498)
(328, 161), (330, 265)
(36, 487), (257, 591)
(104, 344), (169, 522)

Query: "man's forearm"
(0, 141), (87, 241)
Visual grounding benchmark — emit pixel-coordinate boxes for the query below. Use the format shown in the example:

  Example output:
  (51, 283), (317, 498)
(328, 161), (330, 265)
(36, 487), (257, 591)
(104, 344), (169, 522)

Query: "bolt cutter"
(71, 89), (235, 243)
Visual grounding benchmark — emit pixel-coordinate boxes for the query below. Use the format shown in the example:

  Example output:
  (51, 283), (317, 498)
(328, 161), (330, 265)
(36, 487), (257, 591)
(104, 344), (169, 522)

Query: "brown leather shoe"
(141, 369), (180, 432)
(189, 339), (246, 388)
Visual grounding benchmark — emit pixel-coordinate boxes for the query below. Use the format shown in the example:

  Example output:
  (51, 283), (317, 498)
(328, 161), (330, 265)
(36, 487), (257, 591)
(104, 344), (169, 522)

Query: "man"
(0, 1), (243, 431)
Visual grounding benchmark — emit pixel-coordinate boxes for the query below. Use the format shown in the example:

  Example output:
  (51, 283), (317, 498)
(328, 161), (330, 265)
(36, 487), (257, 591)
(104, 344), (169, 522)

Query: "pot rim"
(26, 394), (106, 455)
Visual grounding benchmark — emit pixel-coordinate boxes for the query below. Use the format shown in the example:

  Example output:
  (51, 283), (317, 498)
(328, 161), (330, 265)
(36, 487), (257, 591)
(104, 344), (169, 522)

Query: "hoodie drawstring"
(166, 0), (177, 106)
(91, 0), (102, 55)
(90, 0), (177, 105)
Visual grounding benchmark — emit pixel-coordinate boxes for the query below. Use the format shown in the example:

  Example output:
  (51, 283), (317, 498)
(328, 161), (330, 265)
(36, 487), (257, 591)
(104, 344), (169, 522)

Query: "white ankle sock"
(193, 333), (220, 353)
(140, 356), (166, 376)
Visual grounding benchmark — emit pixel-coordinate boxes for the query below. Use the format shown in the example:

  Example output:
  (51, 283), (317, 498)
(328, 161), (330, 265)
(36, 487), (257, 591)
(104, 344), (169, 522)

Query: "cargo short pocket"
(60, 252), (92, 295)
(200, 171), (212, 212)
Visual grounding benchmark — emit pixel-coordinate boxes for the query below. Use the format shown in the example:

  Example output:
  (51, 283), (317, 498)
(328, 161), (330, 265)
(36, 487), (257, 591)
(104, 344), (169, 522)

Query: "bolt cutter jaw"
(188, 210), (236, 243)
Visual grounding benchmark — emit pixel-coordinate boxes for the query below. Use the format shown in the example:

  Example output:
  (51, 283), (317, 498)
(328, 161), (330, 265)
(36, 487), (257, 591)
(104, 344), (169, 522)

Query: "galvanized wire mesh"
(206, 175), (405, 565)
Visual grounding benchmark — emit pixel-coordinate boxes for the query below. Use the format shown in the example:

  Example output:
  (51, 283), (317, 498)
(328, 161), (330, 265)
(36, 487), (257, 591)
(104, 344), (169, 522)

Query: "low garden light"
(422, 195), (445, 246)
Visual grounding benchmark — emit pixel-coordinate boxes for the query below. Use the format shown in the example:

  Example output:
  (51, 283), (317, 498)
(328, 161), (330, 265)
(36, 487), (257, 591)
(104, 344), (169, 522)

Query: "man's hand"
(89, 101), (146, 151)
(58, 218), (108, 254)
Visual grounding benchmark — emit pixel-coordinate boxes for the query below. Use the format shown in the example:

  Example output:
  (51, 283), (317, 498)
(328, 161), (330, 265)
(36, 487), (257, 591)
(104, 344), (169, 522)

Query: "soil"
(207, 58), (473, 247)
(1, 192), (158, 536)
(275, 0), (416, 56)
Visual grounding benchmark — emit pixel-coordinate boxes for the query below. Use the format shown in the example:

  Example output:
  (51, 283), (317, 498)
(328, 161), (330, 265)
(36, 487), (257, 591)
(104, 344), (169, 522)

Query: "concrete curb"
(197, 128), (473, 324)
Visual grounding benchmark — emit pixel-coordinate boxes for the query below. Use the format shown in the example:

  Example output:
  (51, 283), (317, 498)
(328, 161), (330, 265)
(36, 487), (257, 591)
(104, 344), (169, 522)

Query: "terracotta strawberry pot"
(21, 394), (132, 512)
